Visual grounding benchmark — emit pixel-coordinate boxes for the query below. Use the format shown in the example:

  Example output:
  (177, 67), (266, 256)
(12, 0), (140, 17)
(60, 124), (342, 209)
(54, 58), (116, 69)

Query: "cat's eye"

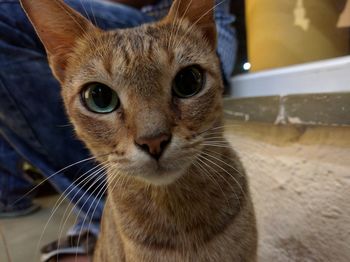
(81, 82), (120, 114)
(172, 65), (204, 98)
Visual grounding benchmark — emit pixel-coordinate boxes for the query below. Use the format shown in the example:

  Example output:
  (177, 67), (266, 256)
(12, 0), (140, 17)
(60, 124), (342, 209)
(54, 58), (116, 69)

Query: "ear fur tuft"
(164, 0), (217, 49)
(20, 0), (99, 81)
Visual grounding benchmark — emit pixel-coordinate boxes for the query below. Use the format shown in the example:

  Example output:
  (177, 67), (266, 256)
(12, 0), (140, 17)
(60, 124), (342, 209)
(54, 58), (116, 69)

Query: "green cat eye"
(81, 82), (120, 114)
(172, 65), (204, 98)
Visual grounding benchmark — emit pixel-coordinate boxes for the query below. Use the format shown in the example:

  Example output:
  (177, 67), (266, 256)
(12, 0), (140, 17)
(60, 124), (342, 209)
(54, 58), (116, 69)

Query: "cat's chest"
(105, 186), (238, 251)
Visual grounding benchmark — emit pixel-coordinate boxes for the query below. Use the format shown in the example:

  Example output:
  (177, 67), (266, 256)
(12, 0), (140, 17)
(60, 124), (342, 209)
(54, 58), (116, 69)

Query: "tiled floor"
(0, 196), (76, 262)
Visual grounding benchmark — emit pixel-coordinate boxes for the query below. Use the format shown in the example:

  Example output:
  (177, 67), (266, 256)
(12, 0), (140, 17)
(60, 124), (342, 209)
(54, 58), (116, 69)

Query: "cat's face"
(21, 0), (224, 185)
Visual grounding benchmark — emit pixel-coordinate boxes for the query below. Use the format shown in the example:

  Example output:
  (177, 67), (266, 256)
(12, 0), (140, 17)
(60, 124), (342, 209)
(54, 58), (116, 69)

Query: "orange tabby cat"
(20, 0), (257, 261)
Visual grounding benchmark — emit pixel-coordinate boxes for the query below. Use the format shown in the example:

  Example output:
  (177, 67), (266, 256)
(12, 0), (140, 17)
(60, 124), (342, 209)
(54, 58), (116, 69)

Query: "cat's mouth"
(108, 150), (195, 185)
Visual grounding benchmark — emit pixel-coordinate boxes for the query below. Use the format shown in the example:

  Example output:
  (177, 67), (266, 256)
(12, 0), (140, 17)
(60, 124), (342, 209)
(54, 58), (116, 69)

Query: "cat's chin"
(139, 169), (185, 186)
(128, 162), (189, 186)
(113, 160), (190, 186)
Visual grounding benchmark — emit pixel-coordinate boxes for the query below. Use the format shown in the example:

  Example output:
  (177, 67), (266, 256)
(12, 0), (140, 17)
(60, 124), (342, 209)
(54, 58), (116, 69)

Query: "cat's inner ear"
(164, 0), (217, 49)
(20, 0), (99, 81)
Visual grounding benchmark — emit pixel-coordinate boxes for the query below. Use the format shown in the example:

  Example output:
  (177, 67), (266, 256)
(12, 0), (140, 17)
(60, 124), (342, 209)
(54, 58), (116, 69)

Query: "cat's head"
(21, 0), (224, 185)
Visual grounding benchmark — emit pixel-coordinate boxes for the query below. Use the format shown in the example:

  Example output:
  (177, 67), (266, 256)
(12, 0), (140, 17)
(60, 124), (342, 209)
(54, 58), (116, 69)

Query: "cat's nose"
(135, 133), (172, 160)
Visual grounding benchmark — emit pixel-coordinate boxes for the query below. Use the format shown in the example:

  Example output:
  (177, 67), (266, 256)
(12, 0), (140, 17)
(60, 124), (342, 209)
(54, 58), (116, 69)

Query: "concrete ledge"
(223, 121), (350, 148)
(224, 92), (350, 126)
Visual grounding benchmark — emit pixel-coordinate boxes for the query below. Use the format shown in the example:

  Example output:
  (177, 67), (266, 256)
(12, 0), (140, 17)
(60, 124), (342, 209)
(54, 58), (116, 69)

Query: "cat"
(20, 0), (257, 261)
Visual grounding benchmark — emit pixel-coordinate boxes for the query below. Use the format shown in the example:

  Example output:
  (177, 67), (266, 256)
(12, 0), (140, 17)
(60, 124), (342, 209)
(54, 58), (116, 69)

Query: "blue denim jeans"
(0, 0), (236, 236)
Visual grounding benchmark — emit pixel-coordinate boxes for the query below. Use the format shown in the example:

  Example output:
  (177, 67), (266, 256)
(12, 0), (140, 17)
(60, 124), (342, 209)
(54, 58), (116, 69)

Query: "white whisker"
(197, 154), (243, 210)
(36, 161), (107, 252)
(193, 157), (231, 208)
(13, 155), (100, 206)
(55, 164), (109, 251)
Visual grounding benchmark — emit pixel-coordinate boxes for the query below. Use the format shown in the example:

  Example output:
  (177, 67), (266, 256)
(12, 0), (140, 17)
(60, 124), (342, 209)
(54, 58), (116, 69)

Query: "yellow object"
(246, 0), (349, 72)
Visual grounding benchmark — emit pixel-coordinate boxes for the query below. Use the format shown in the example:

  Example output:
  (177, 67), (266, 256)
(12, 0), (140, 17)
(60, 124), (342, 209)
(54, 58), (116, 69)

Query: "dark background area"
(231, 0), (248, 76)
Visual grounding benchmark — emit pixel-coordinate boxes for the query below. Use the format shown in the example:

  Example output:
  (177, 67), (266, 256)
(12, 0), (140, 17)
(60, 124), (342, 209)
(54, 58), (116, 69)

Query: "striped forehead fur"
(63, 19), (221, 105)
(66, 20), (217, 77)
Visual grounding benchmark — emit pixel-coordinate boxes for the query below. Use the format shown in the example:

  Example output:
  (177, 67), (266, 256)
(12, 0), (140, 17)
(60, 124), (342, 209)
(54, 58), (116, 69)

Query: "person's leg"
(214, 0), (238, 83)
(0, 135), (40, 217)
(0, 9), (99, 219)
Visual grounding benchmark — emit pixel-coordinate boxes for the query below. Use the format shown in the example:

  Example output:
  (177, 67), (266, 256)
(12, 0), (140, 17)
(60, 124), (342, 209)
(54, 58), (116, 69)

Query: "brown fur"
(20, 0), (257, 261)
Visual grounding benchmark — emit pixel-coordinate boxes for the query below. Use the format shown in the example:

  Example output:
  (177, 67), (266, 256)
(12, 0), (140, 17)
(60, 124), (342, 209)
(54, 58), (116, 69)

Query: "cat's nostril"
(160, 140), (169, 151)
(140, 143), (150, 153)
(135, 134), (172, 160)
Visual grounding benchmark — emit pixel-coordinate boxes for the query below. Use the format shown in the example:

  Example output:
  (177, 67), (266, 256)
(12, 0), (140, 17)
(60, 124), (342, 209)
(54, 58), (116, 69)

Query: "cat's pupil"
(173, 65), (204, 98)
(82, 83), (120, 114)
(91, 85), (112, 108)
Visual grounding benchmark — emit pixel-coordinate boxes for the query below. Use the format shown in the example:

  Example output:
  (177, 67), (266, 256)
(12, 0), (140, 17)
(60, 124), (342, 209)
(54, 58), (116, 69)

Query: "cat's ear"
(164, 0), (217, 49)
(20, 0), (99, 81)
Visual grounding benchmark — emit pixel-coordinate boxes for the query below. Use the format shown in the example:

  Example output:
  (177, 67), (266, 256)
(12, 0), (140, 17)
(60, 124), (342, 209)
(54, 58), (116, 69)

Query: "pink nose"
(135, 133), (172, 160)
